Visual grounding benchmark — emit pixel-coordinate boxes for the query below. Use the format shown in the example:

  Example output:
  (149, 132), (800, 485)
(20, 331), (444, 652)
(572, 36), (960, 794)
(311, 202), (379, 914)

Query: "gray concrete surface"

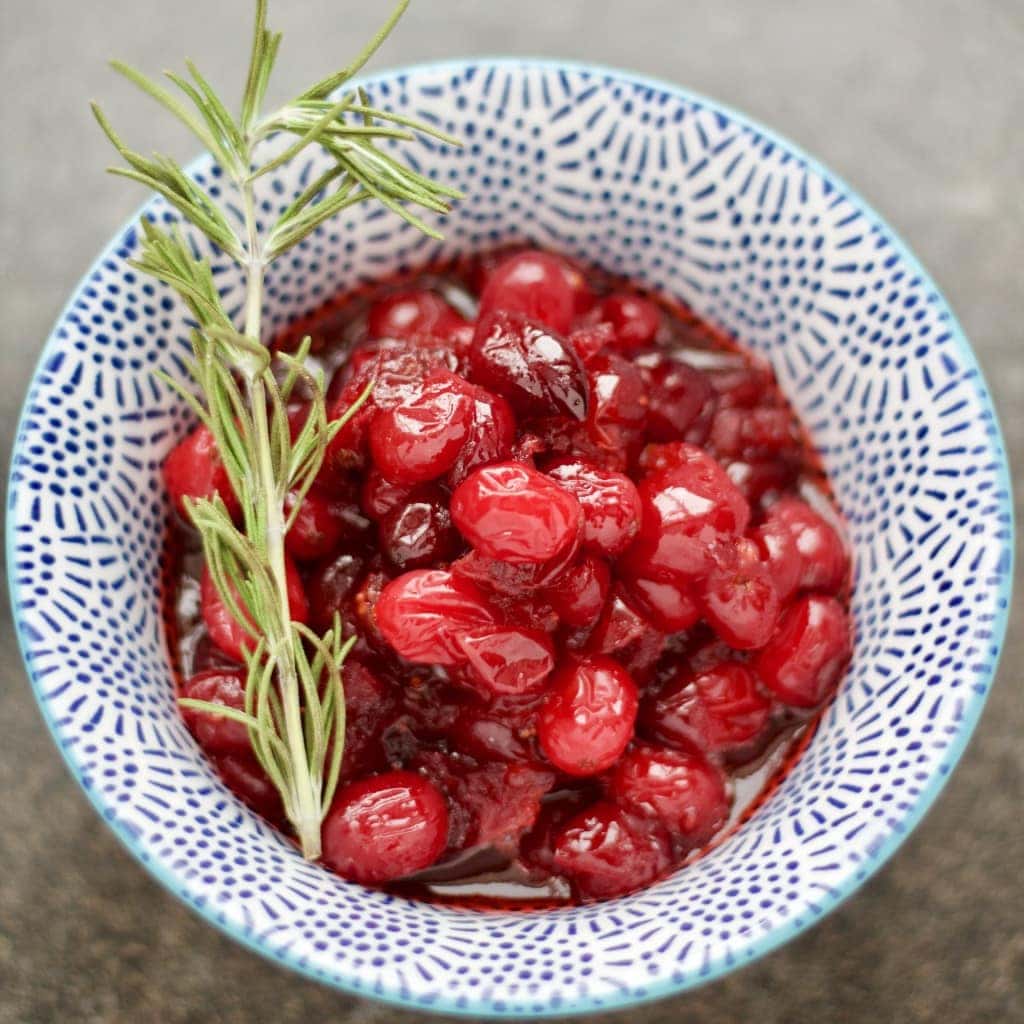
(1, 1), (1021, 1021)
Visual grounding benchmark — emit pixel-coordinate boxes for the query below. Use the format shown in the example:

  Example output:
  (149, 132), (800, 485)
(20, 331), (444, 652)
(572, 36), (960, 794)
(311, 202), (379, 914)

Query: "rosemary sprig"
(95, 0), (460, 858)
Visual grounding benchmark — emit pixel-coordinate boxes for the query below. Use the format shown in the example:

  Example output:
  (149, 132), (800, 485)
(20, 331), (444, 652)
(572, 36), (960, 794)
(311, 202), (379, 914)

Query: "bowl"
(8, 59), (1012, 1017)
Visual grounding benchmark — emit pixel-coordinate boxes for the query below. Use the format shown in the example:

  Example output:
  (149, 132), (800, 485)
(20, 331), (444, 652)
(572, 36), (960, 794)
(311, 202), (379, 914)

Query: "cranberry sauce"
(166, 247), (853, 905)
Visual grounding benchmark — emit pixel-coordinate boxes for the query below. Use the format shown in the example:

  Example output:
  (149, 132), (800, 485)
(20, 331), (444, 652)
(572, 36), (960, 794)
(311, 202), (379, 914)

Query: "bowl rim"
(8, 56), (1014, 1018)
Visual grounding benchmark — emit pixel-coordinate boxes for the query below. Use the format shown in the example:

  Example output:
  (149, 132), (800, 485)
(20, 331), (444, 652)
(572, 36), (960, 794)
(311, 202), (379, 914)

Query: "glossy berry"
(586, 351), (648, 452)
(756, 594), (852, 708)
(538, 656), (639, 776)
(366, 289), (470, 345)
(545, 459), (642, 557)
(470, 310), (589, 421)
(478, 250), (576, 335)
(305, 551), (366, 634)
(599, 293), (661, 350)
(544, 554), (610, 627)
(643, 662), (771, 756)
(446, 383), (517, 486)
(369, 371), (474, 484)
(284, 488), (350, 561)
(552, 801), (672, 900)
(700, 537), (781, 649)
(164, 424), (239, 520)
(361, 470), (417, 521)
(762, 496), (848, 596)
(709, 406), (797, 458)
(457, 626), (556, 695)
(450, 462), (582, 565)
(375, 569), (496, 665)
(568, 321), (615, 364)
(638, 354), (714, 443)
(378, 491), (460, 570)
(180, 668), (250, 756)
(321, 771), (449, 884)
(608, 745), (731, 846)
(451, 697), (544, 763)
(618, 574), (701, 632)
(201, 556), (309, 663)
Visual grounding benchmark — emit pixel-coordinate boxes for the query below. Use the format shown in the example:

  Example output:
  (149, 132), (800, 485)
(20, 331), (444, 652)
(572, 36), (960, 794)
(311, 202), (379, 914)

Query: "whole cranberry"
(478, 250), (577, 334)
(761, 496), (848, 596)
(544, 554), (611, 627)
(538, 656), (639, 776)
(378, 491), (460, 570)
(700, 537), (781, 650)
(643, 661), (772, 756)
(366, 289), (469, 345)
(609, 745), (731, 847)
(637, 354), (714, 443)
(164, 424), (239, 521)
(322, 771), (449, 884)
(375, 569), (496, 665)
(552, 801), (672, 900)
(201, 556), (308, 664)
(283, 488), (350, 562)
(755, 595), (852, 708)
(368, 371), (474, 484)
(305, 551), (366, 633)
(180, 668), (250, 756)
(545, 459), (642, 557)
(456, 626), (556, 696)
(470, 310), (589, 421)
(446, 383), (517, 487)
(450, 462), (582, 565)
(599, 293), (661, 350)
(618, 574), (701, 633)
(519, 789), (595, 874)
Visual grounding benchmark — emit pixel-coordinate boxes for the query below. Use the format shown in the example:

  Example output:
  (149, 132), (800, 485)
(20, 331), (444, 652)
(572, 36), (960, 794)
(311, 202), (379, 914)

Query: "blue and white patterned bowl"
(8, 60), (1013, 1017)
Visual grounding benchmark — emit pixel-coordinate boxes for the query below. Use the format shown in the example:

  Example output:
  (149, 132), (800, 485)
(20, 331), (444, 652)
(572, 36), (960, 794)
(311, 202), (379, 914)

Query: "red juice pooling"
(165, 246), (853, 906)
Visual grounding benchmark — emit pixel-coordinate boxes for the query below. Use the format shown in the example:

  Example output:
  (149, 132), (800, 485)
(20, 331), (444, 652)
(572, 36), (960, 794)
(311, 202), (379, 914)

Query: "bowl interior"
(8, 60), (1012, 1017)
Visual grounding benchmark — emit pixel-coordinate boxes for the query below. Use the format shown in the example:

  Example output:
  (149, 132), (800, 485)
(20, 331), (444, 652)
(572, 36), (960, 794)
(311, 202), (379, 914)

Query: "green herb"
(95, 0), (460, 859)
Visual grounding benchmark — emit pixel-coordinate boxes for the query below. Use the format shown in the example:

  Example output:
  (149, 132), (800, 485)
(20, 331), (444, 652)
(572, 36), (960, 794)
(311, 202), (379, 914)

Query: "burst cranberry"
(378, 491), (460, 570)
(569, 321), (615, 364)
(709, 406), (797, 458)
(538, 656), (638, 776)
(366, 289), (470, 345)
(369, 371), (474, 484)
(586, 351), (647, 452)
(762, 496), (848, 595)
(447, 384), (517, 486)
(322, 771), (449, 883)
(638, 354), (714, 442)
(599, 293), (661, 350)
(305, 551), (365, 633)
(470, 310), (589, 421)
(587, 591), (666, 683)
(180, 668), (250, 756)
(545, 459), (641, 557)
(201, 556), (309, 663)
(609, 745), (730, 846)
(756, 595), (852, 708)
(164, 424), (239, 520)
(456, 626), (556, 696)
(214, 753), (285, 825)
(520, 789), (595, 874)
(361, 470), (416, 520)
(450, 462), (582, 564)
(700, 537), (781, 649)
(451, 697), (544, 763)
(643, 662), (771, 756)
(283, 488), (349, 561)
(375, 569), (496, 665)
(618, 575), (701, 632)
(478, 250), (576, 334)
(544, 554), (610, 627)
(453, 546), (574, 597)
(552, 801), (672, 900)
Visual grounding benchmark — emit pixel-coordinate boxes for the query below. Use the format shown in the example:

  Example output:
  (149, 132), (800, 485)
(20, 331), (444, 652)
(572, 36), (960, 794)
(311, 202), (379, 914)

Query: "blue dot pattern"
(7, 61), (1012, 1017)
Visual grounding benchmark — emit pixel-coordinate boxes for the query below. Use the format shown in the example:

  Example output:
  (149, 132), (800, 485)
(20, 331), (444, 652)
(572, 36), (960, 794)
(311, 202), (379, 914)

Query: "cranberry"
(544, 554), (610, 627)
(727, 457), (801, 510)
(599, 293), (661, 350)
(457, 626), (556, 696)
(705, 356), (774, 408)
(643, 662), (771, 756)
(378, 491), (460, 570)
(322, 771), (449, 883)
(201, 555), (309, 663)
(453, 547), (574, 597)
(609, 745), (731, 847)
(587, 591), (666, 683)
(552, 801), (672, 900)
(708, 406), (797, 458)
(447, 384), (517, 486)
(545, 459), (642, 557)
(369, 371), (474, 484)
(586, 351), (648, 453)
(214, 753), (285, 825)
(305, 551), (366, 633)
(366, 289), (469, 345)
(761, 496), (848, 595)
(618, 575), (701, 632)
(337, 660), (397, 781)
(569, 321), (615, 364)
(450, 462), (582, 565)
(361, 470), (416, 521)
(283, 488), (350, 561)
(755, 595), (852, 708)
(164, 424), (239, 520)
(700, 537), (781, 649)
(180, 668), (250, 756)
(637, 354), (714, 442)
(375, 569), (496, 665)
(519, 789), (595, 874)
(538, 656), (638, 776)
(478, 250), (576, 334)
(451, 696), (544, 763)
(470, 310), (589, 421)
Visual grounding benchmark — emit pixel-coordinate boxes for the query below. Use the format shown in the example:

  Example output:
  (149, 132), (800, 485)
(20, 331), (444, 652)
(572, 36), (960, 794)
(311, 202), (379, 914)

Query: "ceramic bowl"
(8, 59), (1012, 1017)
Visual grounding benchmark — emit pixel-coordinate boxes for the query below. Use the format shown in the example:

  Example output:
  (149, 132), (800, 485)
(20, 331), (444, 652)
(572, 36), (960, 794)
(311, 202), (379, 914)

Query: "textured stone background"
(1, 1), (1021, 1021)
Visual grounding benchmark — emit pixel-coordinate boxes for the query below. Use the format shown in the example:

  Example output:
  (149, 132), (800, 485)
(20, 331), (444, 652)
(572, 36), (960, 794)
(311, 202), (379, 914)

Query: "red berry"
(361, 470), (416, 521)
(586, 351), (648, 452)
(305, 551), (366, 633)
(545, 459), (642, 557)
(538, 656), (638, 776)
(375, 569), (496, 665)
(568, 321), (615, 364)
(708, 406), (797, 458)
(751, 514), (802, 604)
(369, 371), (474, 484)
(599, 293), (661, 350)
(283, 488), (350, 561)
(322, 771), (449, 883)
(705, 356), (774, 408)
(608, 745), (730, 846)
(378, 490), (460, 570)
(456, 626), (556, 696)
(727, 457), (802, 510)
(552, 801), (672, 900)
(700, 537), (781, 649)
(618, 574), (701, 632)
(366, 289), (469, 345)
(450, 696), (545, 763)
(643, 662), (771, 756)
(586, 591), (666, 684)
(763, 497), (848, 595)
(450, 462), (582, 565)
(214, 753), (285, 825)
(544, 554), (611, 627)
(164, 424), (239, 520)
(520, 789), (594, 875)
(470, 310), (589, 421)
(453, 546), (575, 597)
(337, 660), (397, 782)
(446, 383), (517, 487)
(637, 354), (714, 443)
(201, 555), (309, 663)
(755, 595), (852, 708)
(478, 250), (576, 335)
(180, 668), (250, 756)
